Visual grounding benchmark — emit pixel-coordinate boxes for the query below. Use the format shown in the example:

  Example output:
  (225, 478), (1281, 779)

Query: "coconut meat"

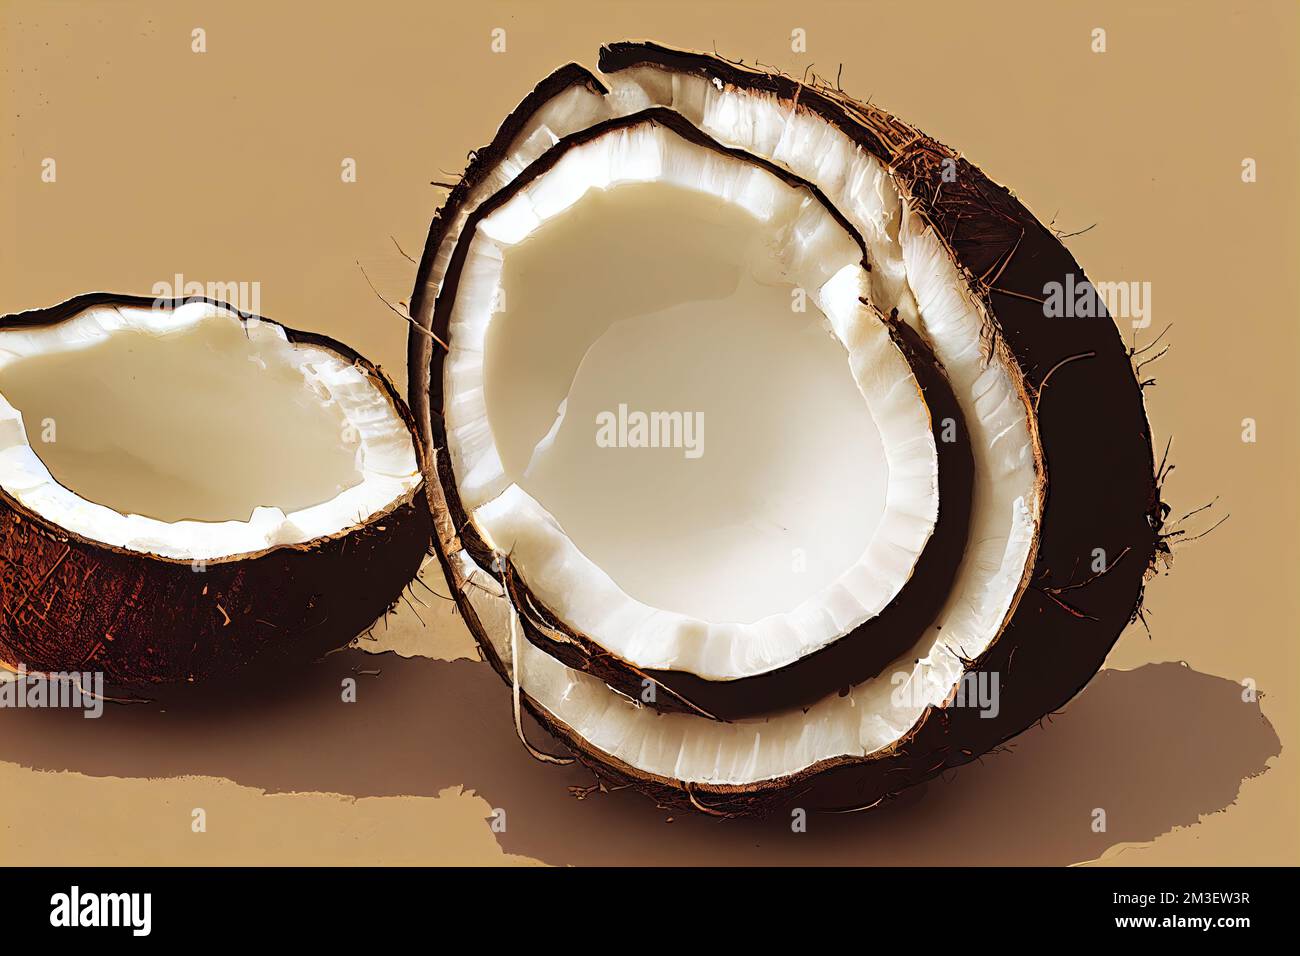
(0, 301), (421, 560)
(422, 64), (1043, 785)
(443, 117), (941, 680)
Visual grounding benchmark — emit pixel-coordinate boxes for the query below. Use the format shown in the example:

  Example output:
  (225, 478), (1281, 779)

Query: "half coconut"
(0, 293), (431, 686)
(410, 43), (1161, 813)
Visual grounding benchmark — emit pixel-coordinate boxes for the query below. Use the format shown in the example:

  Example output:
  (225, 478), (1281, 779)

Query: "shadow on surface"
(0, 652), (1280, 865)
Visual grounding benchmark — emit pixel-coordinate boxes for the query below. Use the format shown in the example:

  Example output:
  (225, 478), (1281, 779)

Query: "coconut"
(409, 43), (1161, 813)
(0, 292), (431, 687)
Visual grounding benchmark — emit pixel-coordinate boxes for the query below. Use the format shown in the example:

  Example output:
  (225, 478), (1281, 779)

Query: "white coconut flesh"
(443, 118), (941, 681)
(421, 69), (1043, 786)
(0, 300), (421, 561)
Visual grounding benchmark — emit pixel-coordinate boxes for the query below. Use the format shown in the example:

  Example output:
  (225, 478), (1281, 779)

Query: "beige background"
(1, 0), (1296, 865)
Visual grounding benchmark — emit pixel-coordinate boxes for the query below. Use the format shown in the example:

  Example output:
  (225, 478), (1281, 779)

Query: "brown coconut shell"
(0, 292), (433, 689)
(410, 44), (1163, 814)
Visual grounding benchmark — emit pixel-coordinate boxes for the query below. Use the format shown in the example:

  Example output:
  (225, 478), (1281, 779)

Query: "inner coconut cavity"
(0, 300), (421, 560)
(421, 62), (1045, 784)
(442, 117), (941, 680)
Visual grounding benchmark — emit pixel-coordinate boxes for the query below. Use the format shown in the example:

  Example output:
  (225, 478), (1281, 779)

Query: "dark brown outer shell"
(412, 44), (1162, 813)
(0, 292), (433, 688)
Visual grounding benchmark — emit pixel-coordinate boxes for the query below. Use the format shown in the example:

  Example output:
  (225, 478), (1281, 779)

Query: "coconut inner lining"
(0, 301), (422, 560)
(443, 118), (941, 680)
(488, 181), (890, 623)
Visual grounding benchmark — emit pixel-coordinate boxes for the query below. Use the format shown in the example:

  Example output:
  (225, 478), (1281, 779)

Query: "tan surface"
(1, 0), (1296, 865)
